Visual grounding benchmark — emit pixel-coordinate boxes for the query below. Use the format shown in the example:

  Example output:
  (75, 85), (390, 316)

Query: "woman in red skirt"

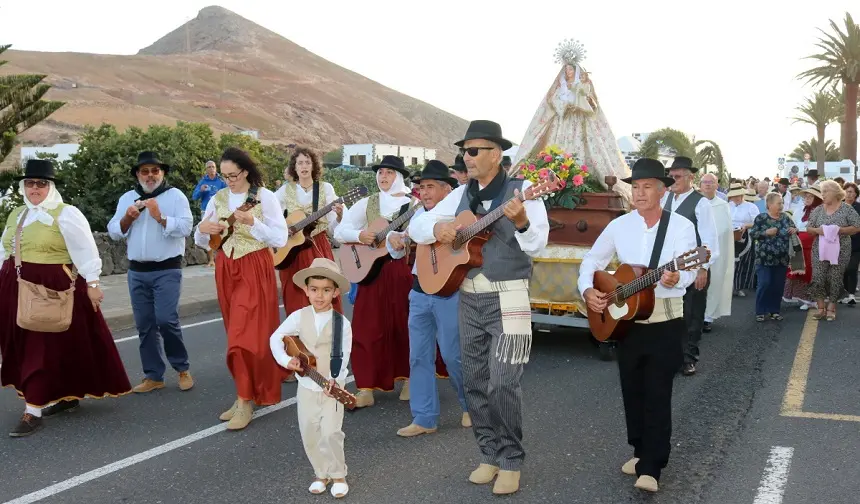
(274, 147), (344, 315)
(334, 155), (415, 408)
(784, 186), (822, 310)
(195, 147), (289, 430)
(0, 159), (131, 437)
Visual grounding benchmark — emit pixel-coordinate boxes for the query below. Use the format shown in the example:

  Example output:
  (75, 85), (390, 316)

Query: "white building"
(341, 144), (437, 168)
(617, 133), (674, 167)
(21, 143), (80, 164)
(780, 158), (856, 181)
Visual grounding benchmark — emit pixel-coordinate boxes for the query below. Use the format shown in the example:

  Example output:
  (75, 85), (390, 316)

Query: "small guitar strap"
(649, 210), (671, 269)
(393, 202), (412, 231)
(312, 181), (320, 212)
(330, 311), (344, 379)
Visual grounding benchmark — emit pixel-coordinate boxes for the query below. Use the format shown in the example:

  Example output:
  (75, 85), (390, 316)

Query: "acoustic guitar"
(338, 202), (420, 283)
(415, 174), (560, 297)
(282, 335), (357, 410)
(587, 246), (711, 342)
(271, 186), (368, 269)
(208, 189), (260, 251)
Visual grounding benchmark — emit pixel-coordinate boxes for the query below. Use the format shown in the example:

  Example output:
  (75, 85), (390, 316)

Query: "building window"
(412, 157), (418, 166)
(349, 155), (367, 167)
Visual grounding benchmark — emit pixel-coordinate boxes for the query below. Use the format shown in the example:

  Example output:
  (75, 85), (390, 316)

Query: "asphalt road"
(0, 295), (857, 504)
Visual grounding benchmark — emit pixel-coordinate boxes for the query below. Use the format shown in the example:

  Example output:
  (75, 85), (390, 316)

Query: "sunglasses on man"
(459, 147), (495, 157)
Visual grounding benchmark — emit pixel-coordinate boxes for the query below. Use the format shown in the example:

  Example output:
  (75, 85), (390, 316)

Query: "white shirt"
(107, 188), (194, 262)
(729, 201), (760, 229)
(407, 181), (549, 257)
(269, 308), (353, 392)
(0, 205), (102, 282)
(333, 193), (414, 244)
(661, 188), (719, 270)
(386, 206), (424, 274)
(578, 210), (698, 299)
(193, 188), (288, 250)
(274, 181), (340, 234)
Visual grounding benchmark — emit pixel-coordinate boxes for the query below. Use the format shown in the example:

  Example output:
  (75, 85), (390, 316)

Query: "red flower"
(544, 155), (553, 162)
(580, 164), (588, 172)
(572, 174), (584, 187)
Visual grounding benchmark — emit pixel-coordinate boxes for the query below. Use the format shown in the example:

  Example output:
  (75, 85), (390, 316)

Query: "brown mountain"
(3, 5), (467, 161)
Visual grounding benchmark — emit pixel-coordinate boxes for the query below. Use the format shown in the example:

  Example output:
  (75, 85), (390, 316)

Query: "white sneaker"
(800, 304), (810, 311)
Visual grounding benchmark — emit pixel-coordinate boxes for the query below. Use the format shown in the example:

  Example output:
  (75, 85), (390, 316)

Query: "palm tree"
(637, 128), (728, 184)
(0, 44), (65, 164)
(792, 91), (840, 172)
(831, 84), (860, 155)
(693, 139), (727, 185)
(798, 13), (860, 165)
(790, 138), (841, 161)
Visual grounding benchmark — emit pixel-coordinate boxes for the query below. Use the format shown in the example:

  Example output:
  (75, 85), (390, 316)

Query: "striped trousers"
(459, 290), (525, 471)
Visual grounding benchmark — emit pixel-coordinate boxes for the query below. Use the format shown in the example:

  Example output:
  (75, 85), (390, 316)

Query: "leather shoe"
(682, 362), (696, 376)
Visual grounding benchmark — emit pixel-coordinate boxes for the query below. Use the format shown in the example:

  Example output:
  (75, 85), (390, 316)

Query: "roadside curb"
(103, 297), (222, 332)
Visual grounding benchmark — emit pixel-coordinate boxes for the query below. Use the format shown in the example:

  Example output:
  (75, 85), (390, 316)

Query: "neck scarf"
(20, 180), (64, 226)
(135, 179), (172, 201)
(468, 169), (507, 213)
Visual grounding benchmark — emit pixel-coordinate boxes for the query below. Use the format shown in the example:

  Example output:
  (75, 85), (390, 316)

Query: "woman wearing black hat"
(334, 155), (416, 407)
(0, 159), (131, 437)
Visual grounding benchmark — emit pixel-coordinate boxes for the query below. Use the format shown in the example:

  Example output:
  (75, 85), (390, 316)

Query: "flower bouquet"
(516, 145), (603, 209)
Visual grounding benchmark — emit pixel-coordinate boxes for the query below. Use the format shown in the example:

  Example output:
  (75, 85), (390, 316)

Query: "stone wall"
(94, 232), (209, 276)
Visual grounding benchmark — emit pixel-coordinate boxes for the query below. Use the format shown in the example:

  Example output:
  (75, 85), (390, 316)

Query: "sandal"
(770, 313), (784, 321)
(756, 315), (766, 322)
(826, 309), (836, 321)
(812, 310), (826, 320)
(308, 478), (330, 495)
(331, 479), (349, 499)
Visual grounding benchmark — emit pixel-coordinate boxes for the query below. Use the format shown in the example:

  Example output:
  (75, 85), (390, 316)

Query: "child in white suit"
(270, 257), (353, 498)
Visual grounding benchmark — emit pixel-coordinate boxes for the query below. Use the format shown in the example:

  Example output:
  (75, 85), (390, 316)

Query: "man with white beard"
(698, 174), (734, 332)
(108, 151), (195, 394)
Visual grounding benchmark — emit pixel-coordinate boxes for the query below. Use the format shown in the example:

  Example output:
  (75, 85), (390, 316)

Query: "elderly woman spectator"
(839, 182), (860, 304)
(748, 193), (797, 322)
(784, 183), (823, 310)
(727, 183), (760, 296)
(0, 160), (131, 437)
(806, 180), (860, 320)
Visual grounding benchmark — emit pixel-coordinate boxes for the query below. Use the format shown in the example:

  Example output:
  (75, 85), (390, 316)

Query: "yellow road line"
(782, 410), (860, 423)
(780, 310), (818, 415)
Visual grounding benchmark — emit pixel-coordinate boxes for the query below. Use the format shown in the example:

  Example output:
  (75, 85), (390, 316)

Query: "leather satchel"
(14, 208), (78, 333)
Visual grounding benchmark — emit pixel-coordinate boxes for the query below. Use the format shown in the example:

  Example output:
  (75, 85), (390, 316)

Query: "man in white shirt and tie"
(661, 157), (720, 376)
(579, 158), (698, 493)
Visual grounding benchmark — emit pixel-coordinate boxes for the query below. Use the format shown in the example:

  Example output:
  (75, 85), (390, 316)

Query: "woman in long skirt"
(334, 155), (415, 408)
(784, 186), (822, 309)
(195, 147), (289, 430)
(0, 160), (131, 437)
(727, 184), (759, 296)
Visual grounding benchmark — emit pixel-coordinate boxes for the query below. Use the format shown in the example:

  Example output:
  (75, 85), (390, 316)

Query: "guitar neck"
(374, 205), (419, 244)
(293, 197), (342, 232)
(618, 260), (678, 300)
(304, 367), (332, 389)
(453, 193), (525, 247)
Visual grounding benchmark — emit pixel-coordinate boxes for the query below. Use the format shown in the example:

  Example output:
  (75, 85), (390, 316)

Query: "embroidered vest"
(365, 193), (384, 223)
(212, 188), (266, 260)
(2, 204), (73, 264)
(454, 179), (533, 282)
(283, 182), (328, 237)
(298, 306), (335, 380)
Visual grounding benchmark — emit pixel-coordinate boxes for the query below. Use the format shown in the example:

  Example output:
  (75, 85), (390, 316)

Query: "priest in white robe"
(699, 174), (734, 331)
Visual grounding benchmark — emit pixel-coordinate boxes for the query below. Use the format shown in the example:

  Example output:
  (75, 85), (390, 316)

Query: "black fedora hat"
(417, 160), (458, 189)
(668, 156), (698, 173)
(131, 151), (171, 177)
(454, 120), (512, 151)
(805, 169), (819, 177)
(449, 154), (467, 173)
(372, 155), (411, 178)
(622, 158), (675, 187)
(15, 159), (60, 183)
(501, 155), (512, 167)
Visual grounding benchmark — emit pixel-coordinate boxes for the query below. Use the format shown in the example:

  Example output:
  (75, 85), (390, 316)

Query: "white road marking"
(2, 376), (354, 504)
(111, 304), (284, 344)
(753, 446), (794, 504)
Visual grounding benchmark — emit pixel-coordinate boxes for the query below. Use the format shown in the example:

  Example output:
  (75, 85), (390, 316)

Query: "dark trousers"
(682, 270), (710, 364)
(128, 269), (190, 381)
(617, 318), (685, 481)
(755, 265), (788, 315)
(843, 250), (860, 296)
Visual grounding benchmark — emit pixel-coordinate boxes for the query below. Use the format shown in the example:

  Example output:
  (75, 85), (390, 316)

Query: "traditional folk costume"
(387, 161), (469, 437)
(194, 186), (288, 429)
(274, 180), (343, 315)
(270, 258), (352, 498)
(333, 156), (414, 406)
(784, 184), (822, 308)
(703, 193), (734, 331)
(661, 157), (720, 374)
(0, 160), (131, 436)
(578, 159), (698, 492)
(728, 185), (760, 295)
(409, 121), (549, 495)
(107, 152), (195, 393)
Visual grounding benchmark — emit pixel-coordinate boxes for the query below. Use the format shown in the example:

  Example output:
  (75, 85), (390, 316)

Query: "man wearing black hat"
(579, 158), (698, 493)
(661, 156), (720, 376)
(450, 154), (470, 186)
(387, 160), (470, 438)
(501, 155), (513, 171)
(409, 120), (549, 495)
(107, 151), (195, 394)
